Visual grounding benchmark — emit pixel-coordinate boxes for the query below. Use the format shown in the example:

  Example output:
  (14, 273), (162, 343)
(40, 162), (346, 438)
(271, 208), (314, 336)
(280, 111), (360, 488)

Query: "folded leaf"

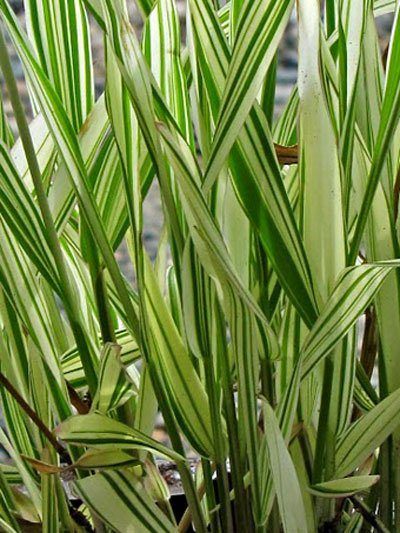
(61, 328), (140, 388)
(309, 475), (379, 498)
(56, 412), (184, 462)
(91, 343), (137, 414)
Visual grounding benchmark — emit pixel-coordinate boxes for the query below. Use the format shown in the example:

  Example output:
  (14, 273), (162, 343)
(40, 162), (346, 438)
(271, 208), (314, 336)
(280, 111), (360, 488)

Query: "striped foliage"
(90, 343), (137, 414)
(0, 141), (59, 290)
(24, 0), (93, 130)
(74, 470), (177, 533)
(0, 0), (400, 530)
(56, 412), (184, 462)
(309, 476), (380, 498)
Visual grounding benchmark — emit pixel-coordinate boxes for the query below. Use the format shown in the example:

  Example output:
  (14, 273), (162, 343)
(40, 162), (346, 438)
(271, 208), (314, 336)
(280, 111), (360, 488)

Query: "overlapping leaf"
(74, 470), (177, 533)
(56, 412), (184, 462)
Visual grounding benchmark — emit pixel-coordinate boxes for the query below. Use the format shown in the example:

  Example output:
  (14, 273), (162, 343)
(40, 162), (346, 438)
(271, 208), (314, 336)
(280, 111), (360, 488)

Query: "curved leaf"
(309, 475), (380, 498)
(56, 412), (184, 463)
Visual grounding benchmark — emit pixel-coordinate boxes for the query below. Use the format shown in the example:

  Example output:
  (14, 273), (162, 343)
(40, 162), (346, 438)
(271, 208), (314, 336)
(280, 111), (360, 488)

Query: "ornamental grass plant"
(0, 0), (400, 531)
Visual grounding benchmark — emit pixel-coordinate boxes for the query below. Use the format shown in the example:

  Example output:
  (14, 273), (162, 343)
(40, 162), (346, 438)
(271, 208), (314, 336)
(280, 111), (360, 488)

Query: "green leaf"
(157, 123), (279, 359)
(261, 403), (308, 532)
(137, 0), (159, 19)
(11, 113), (52, 190)
(0, 466), (22, 486)
(0, 92), (13, 146)
(301, 263), (400, 379)
(143, 460), (171, 503)
(0, 0), (140, 342)
(40, 448), (58, 533)
(101, 0), (184, 258)
(56, 412), (184, 462)
(0, 235), (72, 422)
(188, 0), (318, 327)
(158, 120), (280, 515)
(349, 1), (400, 263)
(203, 0), (294, 192)
(298, 0), (345, 301)
(0, 429), (41, 515)
(142, 254), (216, 457)
(71, 449), (141, 471)
(25, 0), (93, 130)
(374, 0), (396, 16)
(91, 343), (137, 414)
(336, 388), (400, 477)
(61, 328), (140, 388)
(0, 141), (59, 292)
(23, 449), (140, 473)
(74, 470), (177, 533)
(0, 517), (18, 533)
(0, 469), (20, 532)
(143, 0), (194, 146)
(309, 475), (380, 498)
